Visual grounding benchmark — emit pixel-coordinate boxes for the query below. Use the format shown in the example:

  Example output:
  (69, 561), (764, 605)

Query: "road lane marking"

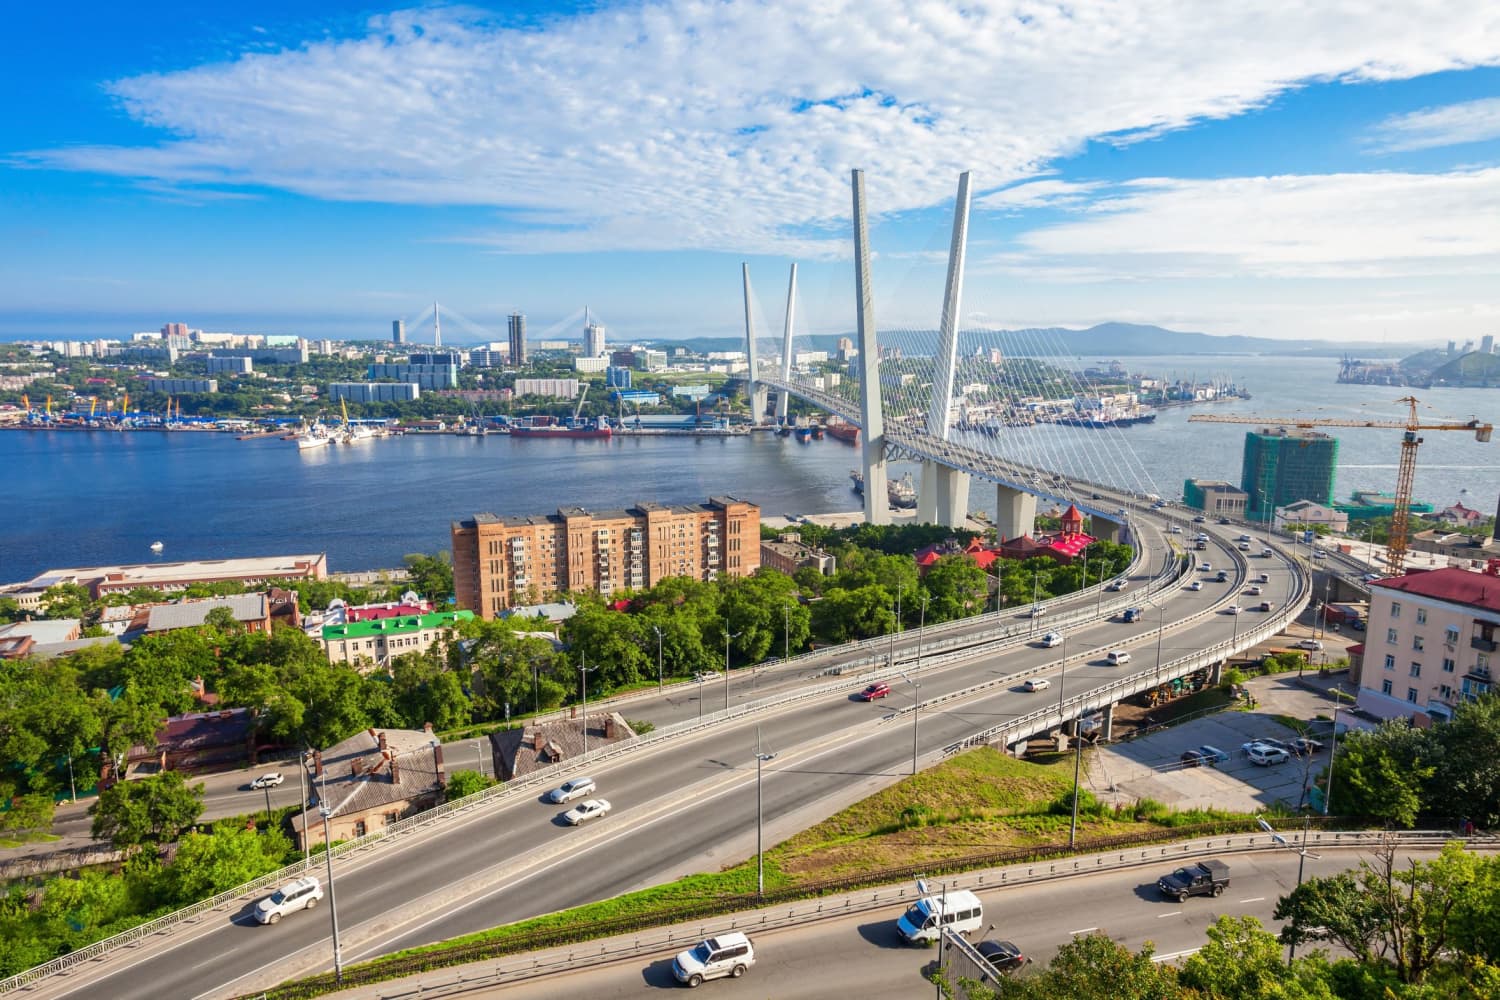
(1153, 947), (1202, 963)
(1240, 896), (1265, 903)
(1068, 927), (1098, 935)
(1157, 911), (1181, 918)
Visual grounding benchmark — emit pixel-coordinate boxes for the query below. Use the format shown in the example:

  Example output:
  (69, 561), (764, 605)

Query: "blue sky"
(4, 2), (1500, 345)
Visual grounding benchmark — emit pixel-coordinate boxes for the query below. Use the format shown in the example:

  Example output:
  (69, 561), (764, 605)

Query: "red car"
(859, 682), (891, 701)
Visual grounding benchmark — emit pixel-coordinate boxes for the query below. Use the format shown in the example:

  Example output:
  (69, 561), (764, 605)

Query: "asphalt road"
(36, 511), (1305, 1000)
(449, 848), (1449, 999)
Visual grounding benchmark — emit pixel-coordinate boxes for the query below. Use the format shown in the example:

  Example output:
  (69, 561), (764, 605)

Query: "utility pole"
(653, 625), (664, 694)
(578, 654), (597, 758)
(753, 727), (777, 896)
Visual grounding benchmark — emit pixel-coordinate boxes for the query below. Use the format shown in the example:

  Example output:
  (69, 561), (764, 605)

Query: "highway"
(477, 848), (1450, 999)
(32, 510), (1306, 1000)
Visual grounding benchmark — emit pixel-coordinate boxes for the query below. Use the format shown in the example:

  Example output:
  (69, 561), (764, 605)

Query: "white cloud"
(987, 168), (1500, 281)
(1367, 96), (1500, 152)
(14, 2), (1500, 255)
(976, 179), (1106, 212)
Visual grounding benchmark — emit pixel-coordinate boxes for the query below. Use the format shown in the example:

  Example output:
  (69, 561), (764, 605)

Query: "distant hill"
(649, 323), (1423, 359)
(1429, 351), (1500, 387)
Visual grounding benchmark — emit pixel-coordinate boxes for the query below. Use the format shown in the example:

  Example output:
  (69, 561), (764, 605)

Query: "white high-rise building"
(583, 308), (606, 358)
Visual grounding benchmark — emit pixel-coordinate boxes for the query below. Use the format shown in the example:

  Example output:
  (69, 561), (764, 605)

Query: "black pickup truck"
(1156, 860), (1230, 902)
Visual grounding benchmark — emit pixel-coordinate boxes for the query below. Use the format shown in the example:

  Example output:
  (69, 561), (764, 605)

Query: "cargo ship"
(509, 416), (613, 440)
(825, 419), (860, 444)
(850, 470), (919, 509)
(1053, 406), (1157, 429)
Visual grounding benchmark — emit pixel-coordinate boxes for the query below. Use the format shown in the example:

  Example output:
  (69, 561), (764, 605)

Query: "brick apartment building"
(1355, 564), (1499, 725)
(452, 497), (760, 617)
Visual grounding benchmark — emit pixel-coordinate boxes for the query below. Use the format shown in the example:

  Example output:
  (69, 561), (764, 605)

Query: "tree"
(1326, 721), (1433, 825)
(444, 769), (495, 802)
(0, 794), (55, 840)
(810, 585), (896, 645)
(971, 932), (1185, 999)
(922, 555), (990, 623)
(1427, 695), (1500, 827)
(559, 599), (649, 693)
(163, 823), (291, 906)
(39, 582), (92, 621)
(404, 552), (454, 603)
(0, 597), (24, 624)
(390, 651), (472, 731)
(1179, 915), (1336, 999)
(90, 772), (205, 853)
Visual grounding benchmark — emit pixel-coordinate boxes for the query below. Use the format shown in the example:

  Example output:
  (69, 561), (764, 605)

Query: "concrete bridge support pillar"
(1209, 660), (1224, 686)
(918, 463), (971, 528)
(1092, 518), (1124, 544)
(1101, 702), (1115, 741)
(994, 485), (1037, 539)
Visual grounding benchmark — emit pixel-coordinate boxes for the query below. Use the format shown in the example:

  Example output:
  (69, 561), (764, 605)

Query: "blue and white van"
(896, 889), (984, 945)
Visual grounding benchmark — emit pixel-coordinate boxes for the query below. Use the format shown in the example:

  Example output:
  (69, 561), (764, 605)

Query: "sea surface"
(4, 354), (1498, 581)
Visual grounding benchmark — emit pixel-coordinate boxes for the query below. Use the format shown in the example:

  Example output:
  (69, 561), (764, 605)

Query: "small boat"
(149, 541), (164, 553)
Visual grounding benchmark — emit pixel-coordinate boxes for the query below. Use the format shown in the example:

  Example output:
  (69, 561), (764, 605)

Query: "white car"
(563, 798), (612, 825)
(1023, 677), (1052, 692)
(1107, 650), (1131, 665)
(673, 932), (755, 987)
(1293, 639), (1324, 651)
(254, 877), (323, 924)
(693, 670), (720, 683)
(1187, 581), (1203, 592)
(1039, 631), (1063, 648)
(1169, 525), (1183, 534)
(251, 772), (284, 790)
(1224, 605), (1242, 615)
(1028, 606), (1046, 618)
(1248, 745), (1290, 766)
(546, 777), (597, 804)
(1246, 585), (1263, 595)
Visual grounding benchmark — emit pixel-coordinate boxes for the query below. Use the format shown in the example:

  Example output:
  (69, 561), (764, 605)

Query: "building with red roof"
(1356, 563), (1500, 725)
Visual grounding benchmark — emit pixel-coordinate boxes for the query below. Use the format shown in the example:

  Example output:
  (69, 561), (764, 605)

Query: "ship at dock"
(824, 418), (860, 444)
(1052, 406), (1158, 429)
(509, 416), (613, 440)
(849, 470), (918, 509)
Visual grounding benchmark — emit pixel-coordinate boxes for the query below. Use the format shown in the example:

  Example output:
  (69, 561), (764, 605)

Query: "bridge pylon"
(851, 170), (889, 525)
(918, 171), (973, 530)
(742, 264), (768, 425)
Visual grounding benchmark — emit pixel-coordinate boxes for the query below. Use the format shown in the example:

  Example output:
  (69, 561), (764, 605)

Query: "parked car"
(1293, 639), (1324, 651)
(1243, 738), (1293, 755)
(673, 932), (755, 987)
(1179, 749), (1209, 768)
(546, 776), (597, 804)
(1248, 745), (1290, 766)
(1039, 631), (1064, 648)
(563, 798), (612, 825)
(974, 939), (1028, 977)
(1290, 737), (1325, 755)
(1157, 860), (1230, 901)
(254, 877), (323, 925)
(1197, 745), (1230, 763)
(1023, 677), (1052, 693)
(251, 772), (284, 790)
(859, 682), (891, 701)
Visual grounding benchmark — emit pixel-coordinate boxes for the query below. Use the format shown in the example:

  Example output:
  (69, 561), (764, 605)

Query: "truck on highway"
(1156, 860), (1230, 902)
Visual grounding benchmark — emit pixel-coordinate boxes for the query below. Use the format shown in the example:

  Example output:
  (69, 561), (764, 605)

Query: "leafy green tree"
(163, 823), (291, 906)
(404, 552), (454, 603)
(922, 555), (990, 623)
(461, 617), (567, 718)
(973, 932), (1185, 999)
(39, 582), (93, 621)
(0, 794), (55, 840)
(1427, 695), (1500, 827)
(390, 651), (472, 731)
(0, 597), (24, 624)
(90, 772), (205, 853)
(721, 571), (801, 664)
(1326, 721), (1433, 825)
(560, 599), (649, 692)
(444, 769), (496, 801)
(1179, 915), (1336, 999)
(810, 586), (896, 645)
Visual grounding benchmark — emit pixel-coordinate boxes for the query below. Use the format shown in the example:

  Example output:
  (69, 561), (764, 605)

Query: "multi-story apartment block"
(1355, 565), (1499, 725)
(452, 497), (760, 617)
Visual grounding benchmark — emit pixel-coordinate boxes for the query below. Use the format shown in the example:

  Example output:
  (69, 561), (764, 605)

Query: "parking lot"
(1085, 673), (1345, 814)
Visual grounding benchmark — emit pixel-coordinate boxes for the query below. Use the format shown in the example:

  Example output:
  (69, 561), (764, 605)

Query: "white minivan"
(896, 889), (985, 945)
(1107, 650), (1132, 665)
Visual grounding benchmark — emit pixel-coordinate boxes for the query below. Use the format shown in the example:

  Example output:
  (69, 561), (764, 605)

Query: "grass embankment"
(349, 747), (1249, 969)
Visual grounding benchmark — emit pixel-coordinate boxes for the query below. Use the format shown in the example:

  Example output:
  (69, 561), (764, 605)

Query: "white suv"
(254, 877), (323, 924)
(673, 932), (755, 987)
(546, 777), (596, 803)
(1247, 744), (1290, 766)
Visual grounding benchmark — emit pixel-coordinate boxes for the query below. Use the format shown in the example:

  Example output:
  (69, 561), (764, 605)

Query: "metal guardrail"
(247, 828), (1491, 999)
(0, 519), (1266, 994)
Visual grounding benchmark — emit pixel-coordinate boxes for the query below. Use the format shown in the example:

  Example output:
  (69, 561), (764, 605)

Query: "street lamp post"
(1323, 690), (1353, 815)
(532, 658), (540, 716)
(1029, 573), (1040, 635)
(262, 783), (273, 824)
(916, 594), (930, 677)
(66, 754), (77, 804)
(317, 771), (344, 985)
(1069, 705), (1084, 848)
(900, 670), (922, 776)
(1154, 603), (1166, 689)
(696, 674), (706, 720)
(724, 626), (742, 713)
(578, 655), (597, 758)
(653, 625), (664, 694)
(299, 751), (310, 866)
(753, 727), (777, 896)
(1095, 560), (1113, 617)
(473, 739), (484, 777)
(783, 605), (791, 663)
(1259, 815), (1318, 963)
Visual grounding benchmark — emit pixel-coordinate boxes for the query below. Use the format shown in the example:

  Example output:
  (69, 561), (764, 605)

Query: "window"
(1447, 626), (1461, 646)
(1390, 602), (1401, 618)
(1382, 679), (1393, 695)
(1481, 653), (1491, 669)
(1386, 629), (1399, 644)
(1413, 636), (1424, 651)
(1407, 688), (1419, 704)
(1443, 657), (1456, 673)
(1416, 609), (1427, 625)
(1384, 654), (1396, 670)
(1440, 684), (1454, 700)
(1410, 662), (1421, 678)
(353, 820), (367, 837)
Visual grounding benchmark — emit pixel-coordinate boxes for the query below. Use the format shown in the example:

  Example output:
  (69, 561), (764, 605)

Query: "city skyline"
(4, 2), (1500, 344)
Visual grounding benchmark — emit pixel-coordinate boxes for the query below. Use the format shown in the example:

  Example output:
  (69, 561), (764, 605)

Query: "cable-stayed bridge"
(742, 169), (1165, 543)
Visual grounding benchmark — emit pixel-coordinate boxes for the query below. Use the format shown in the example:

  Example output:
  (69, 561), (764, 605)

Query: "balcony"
(1465, 666), (1493, 682)
(1470, 636), (1497, 653)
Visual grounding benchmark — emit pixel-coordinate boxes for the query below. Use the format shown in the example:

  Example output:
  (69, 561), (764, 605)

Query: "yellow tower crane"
(1187, 397), (1492, 575)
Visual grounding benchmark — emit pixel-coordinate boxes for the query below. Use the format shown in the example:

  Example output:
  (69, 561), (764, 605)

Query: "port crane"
(1188, 397), (1492, 574)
